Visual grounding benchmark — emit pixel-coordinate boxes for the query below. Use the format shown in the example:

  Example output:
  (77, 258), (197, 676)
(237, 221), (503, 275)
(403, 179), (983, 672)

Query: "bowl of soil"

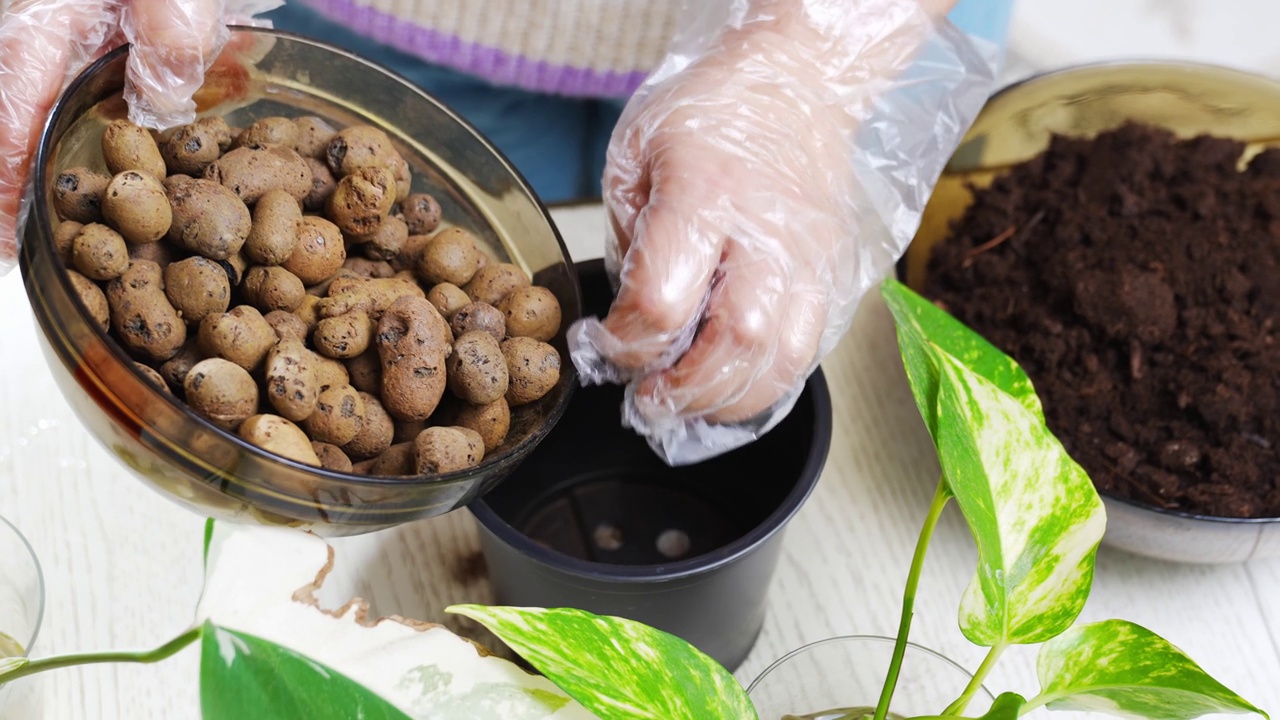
(904, 61), (1280, 564)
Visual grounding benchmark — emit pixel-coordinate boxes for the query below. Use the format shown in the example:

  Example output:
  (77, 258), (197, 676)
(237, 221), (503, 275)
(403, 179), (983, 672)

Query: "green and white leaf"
(201, 621), (412, 719)
(880, 278), (1043, 440)
(449, 605), (756, 720)
(1034, 620), (1269, 719)
(933, 347), (1105, 646)
(197, 524), (595, 720)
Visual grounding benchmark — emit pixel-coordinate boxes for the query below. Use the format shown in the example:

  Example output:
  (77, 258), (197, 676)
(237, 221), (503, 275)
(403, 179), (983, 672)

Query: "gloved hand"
(0, 0), (282, 276)
(569, 0), (998, 464)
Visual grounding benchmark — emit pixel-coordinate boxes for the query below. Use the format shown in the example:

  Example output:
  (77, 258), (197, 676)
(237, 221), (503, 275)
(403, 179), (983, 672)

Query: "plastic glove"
(0, 0), (282, 277)
(569, 0), (999, 465)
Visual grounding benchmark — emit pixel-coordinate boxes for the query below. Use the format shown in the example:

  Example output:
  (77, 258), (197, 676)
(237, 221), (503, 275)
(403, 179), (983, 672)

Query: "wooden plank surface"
(1, 204), (1277, 719)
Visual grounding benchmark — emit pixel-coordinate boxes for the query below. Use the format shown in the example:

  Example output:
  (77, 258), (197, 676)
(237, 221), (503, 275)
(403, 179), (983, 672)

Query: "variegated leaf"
(1035, 620), (1269, 719)
(881, 279), (1043, 440)
(933, 347), (1105, 646)
(448, 605), (756, 720)
(198, 524), (593, 719)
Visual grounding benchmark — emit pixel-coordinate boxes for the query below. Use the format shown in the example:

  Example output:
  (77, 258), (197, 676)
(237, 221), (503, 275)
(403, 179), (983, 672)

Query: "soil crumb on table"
(924, 122), (1280, 519)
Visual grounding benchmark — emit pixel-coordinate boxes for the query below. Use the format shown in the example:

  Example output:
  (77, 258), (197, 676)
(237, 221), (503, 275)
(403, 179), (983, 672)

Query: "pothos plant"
(0, 279), (1269, 720)
(444, 279), (1272, 720)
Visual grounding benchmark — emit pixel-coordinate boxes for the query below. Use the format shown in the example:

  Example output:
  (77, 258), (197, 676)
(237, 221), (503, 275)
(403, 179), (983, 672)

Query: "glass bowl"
(19, 28), (582, 536)
(904, 61), (1280, 563)
(747, 635), (994, 719)
(0, 515), (44, 709)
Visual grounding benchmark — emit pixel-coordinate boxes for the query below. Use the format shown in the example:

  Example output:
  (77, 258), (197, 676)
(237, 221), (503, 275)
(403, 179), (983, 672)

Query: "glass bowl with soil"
(904, 61), (1280, 563)
(20, 28), (581, 536)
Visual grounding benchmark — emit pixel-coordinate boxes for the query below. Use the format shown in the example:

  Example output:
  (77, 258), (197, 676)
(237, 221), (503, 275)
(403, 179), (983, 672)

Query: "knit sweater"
(292, 0), (683, 97)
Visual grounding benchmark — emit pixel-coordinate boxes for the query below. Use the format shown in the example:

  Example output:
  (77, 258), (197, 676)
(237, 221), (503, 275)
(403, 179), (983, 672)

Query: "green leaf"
(1035, 620), (1269, 719)
(933, 347), (1105, 646)
(880, 278), (1043, 439)
(974, 692), (1027, 720)
(448, 605), (756, 720)
(203, 518), (215, 569)
(200, 620), (412, 720)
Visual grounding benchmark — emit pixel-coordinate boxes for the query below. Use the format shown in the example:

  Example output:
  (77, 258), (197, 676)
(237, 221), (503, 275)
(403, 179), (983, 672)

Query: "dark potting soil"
(922, 122), (1280, 519)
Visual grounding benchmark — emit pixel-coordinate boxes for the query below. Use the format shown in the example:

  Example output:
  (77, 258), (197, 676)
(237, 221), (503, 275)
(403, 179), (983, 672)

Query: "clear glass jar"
(747, 635), (994, 719)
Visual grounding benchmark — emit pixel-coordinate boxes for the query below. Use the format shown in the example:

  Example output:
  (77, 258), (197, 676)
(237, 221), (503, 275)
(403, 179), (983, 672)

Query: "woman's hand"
(0, 0), (277, 273)
(571, 0), (995, 463)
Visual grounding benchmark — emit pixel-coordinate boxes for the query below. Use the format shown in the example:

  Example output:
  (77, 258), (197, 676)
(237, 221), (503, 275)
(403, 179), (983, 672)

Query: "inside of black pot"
(480, 259), (819, 566)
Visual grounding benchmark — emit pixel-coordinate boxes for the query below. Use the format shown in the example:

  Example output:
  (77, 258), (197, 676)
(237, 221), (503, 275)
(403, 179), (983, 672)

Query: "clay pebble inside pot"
(470, 259), (832, 672)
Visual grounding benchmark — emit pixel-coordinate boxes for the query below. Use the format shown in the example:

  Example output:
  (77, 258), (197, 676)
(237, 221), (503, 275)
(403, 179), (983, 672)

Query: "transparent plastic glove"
(0, 0), (282, 277)
(569, 0), (999, 465)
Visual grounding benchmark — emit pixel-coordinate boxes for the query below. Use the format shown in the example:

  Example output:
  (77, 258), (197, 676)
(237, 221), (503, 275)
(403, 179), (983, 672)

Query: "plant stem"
(873, 479), (952, 720)
(0, 625), (202, 684)
(942, 643), (1006, 716)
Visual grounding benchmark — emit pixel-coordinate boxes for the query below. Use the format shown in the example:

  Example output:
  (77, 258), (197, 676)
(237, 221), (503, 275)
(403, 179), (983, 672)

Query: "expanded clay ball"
(164, 257), (231, 324)
(235, 117), (299, 149)
(284, 216), (346, 286)
(499, 286), (562, 342)
(414, 426), (484, 474)
(242, 266), (306, 313)
(240, 414), (321, 466)
(452, 397), (510, 453)
(198, 305), (276, 371)
(312, 441), (353, 472)
(326, 125), (395, 176)
(427, 283), (470, 319)
(450, 302), (504, 344)
(447, 330), (508, 405)
(161, 117), (232, 175)
(355, 214), (408, 261)
(101, 119), (166, 179)
(68, 269), (109, 331)
(204, 145), (312, 204)
(326, 166), (396, 237)
(417, 227), (480, 286)
(244, 190), (302, 266)
(102, 170), (173, 244)
(399, 193), (441, 235)
(184, 358), (259, 431)
(72, 223), (129, 281)
(55, 111), (569, 478)
(502, 336), (560, 406)
(165, 177), (251, 260)
(303, 157), (337, 211)
(53, 168), (109, 223)
(294, 116), (336, 159)
(464, 262), (530, 306)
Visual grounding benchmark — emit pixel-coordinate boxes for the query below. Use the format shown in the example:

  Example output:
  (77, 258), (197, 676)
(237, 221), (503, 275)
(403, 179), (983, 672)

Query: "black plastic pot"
(470, 259), (833, 671)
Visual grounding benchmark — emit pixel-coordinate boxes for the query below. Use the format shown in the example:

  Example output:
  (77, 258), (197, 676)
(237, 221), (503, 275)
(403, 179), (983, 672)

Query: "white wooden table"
(2, 204), (1278, 719)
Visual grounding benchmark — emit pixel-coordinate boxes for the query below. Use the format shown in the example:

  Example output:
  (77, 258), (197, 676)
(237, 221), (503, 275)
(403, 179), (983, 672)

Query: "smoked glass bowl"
(904, 61), (1280, 563)
(19, 28), (581, 536)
